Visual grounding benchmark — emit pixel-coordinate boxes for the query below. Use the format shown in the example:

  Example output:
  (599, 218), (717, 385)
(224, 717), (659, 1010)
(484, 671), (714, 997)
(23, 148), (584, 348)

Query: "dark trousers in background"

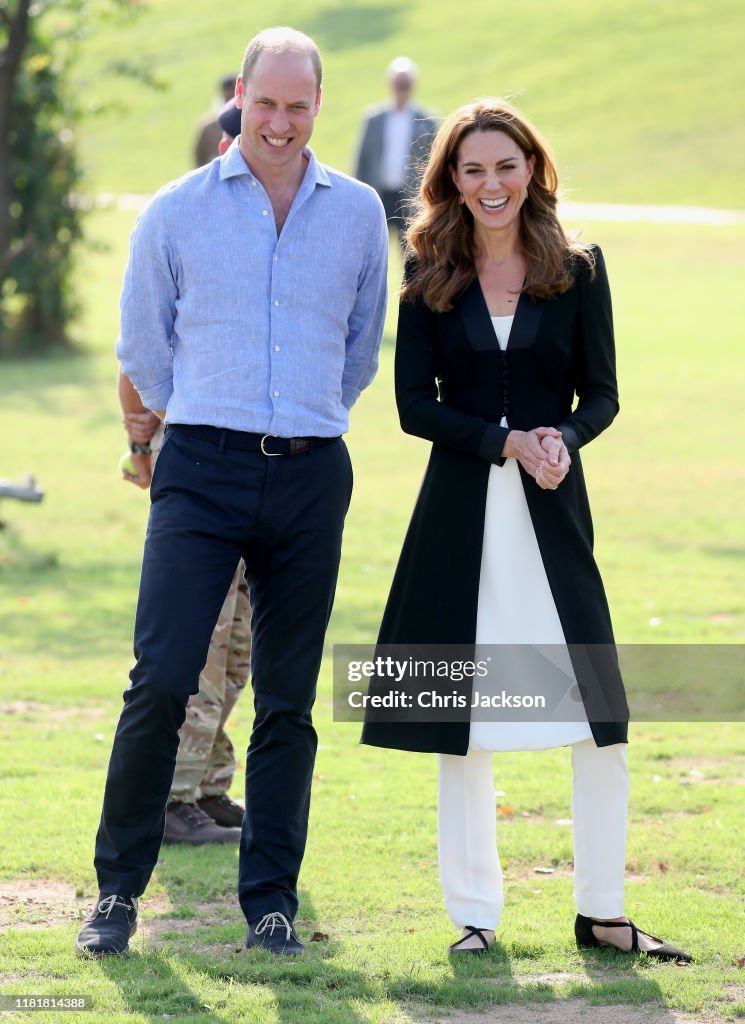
(93, 425), (353, 923)
(379, 188), (408, 248)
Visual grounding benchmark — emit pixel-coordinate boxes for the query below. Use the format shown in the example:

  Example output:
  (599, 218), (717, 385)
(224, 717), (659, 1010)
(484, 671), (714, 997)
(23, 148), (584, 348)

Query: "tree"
(0, 0), (139, 356)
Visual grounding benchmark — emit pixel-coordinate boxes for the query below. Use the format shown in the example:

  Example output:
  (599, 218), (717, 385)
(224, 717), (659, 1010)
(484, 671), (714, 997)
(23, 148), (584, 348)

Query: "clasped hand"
(503, 427), (571, 490)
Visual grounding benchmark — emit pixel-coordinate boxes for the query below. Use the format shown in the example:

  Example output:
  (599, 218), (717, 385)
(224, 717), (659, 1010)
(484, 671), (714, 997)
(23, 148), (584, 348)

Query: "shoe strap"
(590, 917), (681, 957)
(451, 926), (490, 950)
(627, 919), (665, 949)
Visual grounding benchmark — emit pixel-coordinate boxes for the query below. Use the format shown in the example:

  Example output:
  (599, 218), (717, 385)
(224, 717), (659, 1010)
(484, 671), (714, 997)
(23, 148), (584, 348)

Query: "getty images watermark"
(332, 644), (745, 723)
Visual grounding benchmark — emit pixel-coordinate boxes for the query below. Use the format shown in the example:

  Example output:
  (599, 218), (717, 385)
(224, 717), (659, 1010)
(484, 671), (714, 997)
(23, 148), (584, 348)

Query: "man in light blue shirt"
(76, 27), (388, 959)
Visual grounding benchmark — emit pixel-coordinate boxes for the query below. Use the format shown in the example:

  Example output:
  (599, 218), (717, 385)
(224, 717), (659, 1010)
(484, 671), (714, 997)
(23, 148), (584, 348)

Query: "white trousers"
(437, 738), (629, 929)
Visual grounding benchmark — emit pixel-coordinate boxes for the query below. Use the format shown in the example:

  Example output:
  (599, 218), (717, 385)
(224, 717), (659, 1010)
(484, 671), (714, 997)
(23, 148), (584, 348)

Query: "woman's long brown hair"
(402, 99), (595, 312)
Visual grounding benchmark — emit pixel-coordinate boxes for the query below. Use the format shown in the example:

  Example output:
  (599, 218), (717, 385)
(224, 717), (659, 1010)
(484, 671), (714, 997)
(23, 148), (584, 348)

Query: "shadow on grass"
(97, 889), (377, 1024)
(575, 946), (672, 1012)
(67, 878), (687, 1022)
(93, 929), (679, 1020)
(0, 346), (97, 411)
(0, 525), (59, 572)
(0, 557), (139, 660)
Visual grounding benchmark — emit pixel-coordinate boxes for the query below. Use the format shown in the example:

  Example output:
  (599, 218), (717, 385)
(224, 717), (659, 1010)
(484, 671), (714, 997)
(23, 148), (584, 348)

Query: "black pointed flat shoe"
(448, 925), (494, 955)
(575, 913), (692, 963)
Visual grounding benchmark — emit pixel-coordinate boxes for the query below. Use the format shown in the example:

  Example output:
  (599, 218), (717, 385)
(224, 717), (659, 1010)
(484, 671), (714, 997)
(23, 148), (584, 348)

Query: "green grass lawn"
(0, 209), (743, 1022)
(65, 0), (745, 206)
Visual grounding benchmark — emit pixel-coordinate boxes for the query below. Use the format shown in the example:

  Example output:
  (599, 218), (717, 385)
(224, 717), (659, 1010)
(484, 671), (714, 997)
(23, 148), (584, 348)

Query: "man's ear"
(314, 86), (322, 117)
(235, 76), (244, 109)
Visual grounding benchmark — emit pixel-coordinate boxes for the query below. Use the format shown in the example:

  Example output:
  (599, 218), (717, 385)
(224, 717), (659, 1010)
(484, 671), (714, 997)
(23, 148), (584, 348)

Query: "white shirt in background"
(381, 106), (413, 190)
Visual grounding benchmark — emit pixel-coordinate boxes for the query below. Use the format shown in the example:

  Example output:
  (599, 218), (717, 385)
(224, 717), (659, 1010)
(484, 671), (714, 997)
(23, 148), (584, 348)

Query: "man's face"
(391, 72), (413, 109)
(236, 51), (321, 175)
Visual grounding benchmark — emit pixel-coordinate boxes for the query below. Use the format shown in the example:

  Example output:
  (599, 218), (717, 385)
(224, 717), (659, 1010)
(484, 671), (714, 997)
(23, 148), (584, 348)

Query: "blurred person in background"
(216, 97), (241, 154)
(194, 73), (236, 167)
(354, 56), (437, 247)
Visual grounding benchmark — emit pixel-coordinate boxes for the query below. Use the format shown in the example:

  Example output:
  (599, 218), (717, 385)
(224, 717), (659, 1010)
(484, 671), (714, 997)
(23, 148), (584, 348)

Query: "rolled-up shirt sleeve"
(340, 197), (388, 409)
(115, 194), (178, 412)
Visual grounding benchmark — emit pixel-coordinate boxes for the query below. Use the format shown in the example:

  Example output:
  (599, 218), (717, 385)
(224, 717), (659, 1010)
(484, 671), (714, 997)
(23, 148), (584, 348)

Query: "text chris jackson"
(347, 691), (547, 709)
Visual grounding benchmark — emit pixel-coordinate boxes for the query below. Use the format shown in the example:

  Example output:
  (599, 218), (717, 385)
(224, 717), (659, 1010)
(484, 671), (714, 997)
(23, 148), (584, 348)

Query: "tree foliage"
(0, 0), (140, 356)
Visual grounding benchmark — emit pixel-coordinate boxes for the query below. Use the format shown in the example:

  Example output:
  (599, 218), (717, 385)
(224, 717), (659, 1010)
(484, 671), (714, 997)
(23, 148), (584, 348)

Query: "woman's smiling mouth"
(479, 197), (509, 211)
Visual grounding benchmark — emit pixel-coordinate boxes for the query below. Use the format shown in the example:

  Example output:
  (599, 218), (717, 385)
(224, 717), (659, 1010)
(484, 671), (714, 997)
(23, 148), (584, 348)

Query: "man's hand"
(121, 452), (153, 490)
(123, 410), (160, 444)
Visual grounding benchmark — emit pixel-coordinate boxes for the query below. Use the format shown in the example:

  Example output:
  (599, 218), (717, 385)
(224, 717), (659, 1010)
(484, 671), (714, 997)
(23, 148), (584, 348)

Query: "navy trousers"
(94, 425), (353, 923)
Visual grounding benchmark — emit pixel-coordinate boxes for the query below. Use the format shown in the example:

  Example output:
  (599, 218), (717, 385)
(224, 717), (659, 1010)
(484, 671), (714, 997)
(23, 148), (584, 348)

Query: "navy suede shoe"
(76, 894), (138, 957)
(245, 912), (306, 956)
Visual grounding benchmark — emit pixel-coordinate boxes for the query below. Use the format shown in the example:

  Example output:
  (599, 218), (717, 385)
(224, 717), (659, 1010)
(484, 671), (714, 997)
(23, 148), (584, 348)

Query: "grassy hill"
(69, 0), (745, 205)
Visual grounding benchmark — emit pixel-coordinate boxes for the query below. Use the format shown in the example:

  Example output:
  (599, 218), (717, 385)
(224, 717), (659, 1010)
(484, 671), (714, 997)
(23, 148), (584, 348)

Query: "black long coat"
(360, 246), (629, 755)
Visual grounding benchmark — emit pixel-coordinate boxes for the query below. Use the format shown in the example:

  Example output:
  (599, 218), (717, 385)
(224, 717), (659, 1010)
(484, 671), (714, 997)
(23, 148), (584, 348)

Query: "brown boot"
(163, 802), (241, 844)
(197, 794), (245, 828)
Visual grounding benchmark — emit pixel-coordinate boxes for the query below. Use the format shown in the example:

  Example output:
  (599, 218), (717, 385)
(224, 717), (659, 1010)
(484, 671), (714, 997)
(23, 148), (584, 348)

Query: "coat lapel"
(459, 278), (498, 352)
(459, 277), (544, 353)
(508, 291), (544, 350)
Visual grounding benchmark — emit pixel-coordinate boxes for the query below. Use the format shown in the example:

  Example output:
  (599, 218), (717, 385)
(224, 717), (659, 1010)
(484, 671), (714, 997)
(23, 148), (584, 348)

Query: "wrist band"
(129, 441), (152, 455)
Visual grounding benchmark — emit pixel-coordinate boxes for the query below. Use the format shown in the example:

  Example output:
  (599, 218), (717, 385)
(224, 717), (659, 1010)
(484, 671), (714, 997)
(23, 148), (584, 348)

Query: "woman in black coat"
(361, 99), (690, 962)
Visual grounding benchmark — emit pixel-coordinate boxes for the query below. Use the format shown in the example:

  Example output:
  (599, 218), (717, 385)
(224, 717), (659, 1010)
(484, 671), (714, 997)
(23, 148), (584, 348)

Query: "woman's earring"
(458, 192), (465, 205)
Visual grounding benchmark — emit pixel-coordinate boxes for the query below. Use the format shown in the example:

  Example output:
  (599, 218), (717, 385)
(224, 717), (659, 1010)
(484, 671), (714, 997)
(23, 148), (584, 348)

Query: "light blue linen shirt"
(116, 140), (388, 437)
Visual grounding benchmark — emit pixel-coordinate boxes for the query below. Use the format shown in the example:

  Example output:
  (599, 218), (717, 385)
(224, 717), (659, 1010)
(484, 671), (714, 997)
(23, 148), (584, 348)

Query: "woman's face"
(451, 130), (535, 234)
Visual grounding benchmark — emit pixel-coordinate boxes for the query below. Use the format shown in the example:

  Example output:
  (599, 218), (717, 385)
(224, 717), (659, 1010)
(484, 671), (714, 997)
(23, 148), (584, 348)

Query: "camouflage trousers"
(149, 428), (251, 804)
(169, 560), (252, 803)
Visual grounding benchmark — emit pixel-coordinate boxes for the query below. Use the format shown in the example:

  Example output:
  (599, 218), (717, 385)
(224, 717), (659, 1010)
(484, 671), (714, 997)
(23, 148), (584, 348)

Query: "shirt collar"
(219, 139), (332, 189)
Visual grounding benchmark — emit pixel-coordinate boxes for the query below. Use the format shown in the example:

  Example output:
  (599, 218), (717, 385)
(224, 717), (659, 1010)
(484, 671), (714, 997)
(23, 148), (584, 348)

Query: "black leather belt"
(168, 424), (339, 456)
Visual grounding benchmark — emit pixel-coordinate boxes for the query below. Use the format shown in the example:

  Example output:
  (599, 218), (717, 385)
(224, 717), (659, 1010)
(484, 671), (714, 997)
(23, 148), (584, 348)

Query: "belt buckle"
(260, 434), (283, 457)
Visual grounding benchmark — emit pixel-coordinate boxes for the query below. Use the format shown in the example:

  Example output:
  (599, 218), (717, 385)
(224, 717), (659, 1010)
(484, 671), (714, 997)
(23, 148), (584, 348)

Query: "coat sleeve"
(556, 246), (619, 453)
(395, 294), (510, 464)
(353, 113), (375, 185)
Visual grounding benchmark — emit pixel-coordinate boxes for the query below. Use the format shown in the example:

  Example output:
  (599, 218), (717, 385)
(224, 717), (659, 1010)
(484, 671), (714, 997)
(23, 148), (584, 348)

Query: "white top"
(469, 314), (594, 751)
(490, 314), (514, 349)
(381, 106), (413, 189)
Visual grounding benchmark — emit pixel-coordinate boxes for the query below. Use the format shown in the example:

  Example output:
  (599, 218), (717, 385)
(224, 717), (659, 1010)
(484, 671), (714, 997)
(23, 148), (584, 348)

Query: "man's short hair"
(387, 56), (418, 80)
(241, 27), (322, 91)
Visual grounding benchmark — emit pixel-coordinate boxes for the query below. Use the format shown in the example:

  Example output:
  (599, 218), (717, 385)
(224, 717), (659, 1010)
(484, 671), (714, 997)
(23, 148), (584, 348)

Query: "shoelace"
(97, 894), (136, 918)
(255, 912), (293, 940)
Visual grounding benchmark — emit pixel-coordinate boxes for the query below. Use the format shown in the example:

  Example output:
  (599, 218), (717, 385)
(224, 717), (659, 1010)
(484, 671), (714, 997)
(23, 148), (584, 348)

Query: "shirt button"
(251, 181), (257, 187)
(262, 209), (269, 216)
(274, 345), (280, 352)
(274, 300), (280, 307)
(273, 390), (280, 398)
(274, 255), (278, 262)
